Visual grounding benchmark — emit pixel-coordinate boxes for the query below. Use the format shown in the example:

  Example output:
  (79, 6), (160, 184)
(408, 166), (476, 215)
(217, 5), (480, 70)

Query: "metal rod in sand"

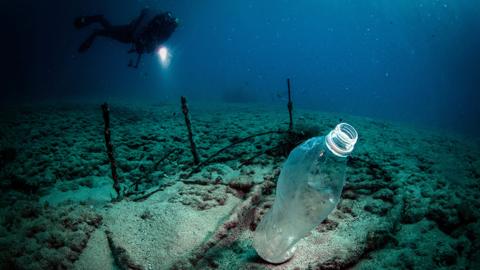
(101, 103), (121, 198)
(287, 78), (293, 130)
(181, 96), (200, 165)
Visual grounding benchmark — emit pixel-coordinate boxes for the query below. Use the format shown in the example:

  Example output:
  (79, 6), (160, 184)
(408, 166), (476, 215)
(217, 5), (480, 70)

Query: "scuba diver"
(74, 8), (179, 68)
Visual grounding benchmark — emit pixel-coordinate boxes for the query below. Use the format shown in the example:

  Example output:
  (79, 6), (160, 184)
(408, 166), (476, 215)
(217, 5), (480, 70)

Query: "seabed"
(0, 102), (479, 269)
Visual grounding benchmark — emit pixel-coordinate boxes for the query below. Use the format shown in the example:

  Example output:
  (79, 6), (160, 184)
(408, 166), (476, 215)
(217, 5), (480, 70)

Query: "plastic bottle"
(253, 123), (358, 264)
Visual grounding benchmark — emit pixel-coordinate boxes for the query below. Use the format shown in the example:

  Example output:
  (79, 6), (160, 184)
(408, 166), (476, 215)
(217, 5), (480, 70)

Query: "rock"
(433, 242), (457, 266)
(0, 147), (16, 168)
(316, 219), (338, 232)
(465, 222), (480, 242)
(105, 230), (144, 270)
(402, 202), (427, 224)
(457, 199), (480, 224)
(364, 200), (390, 216)
(347, 180), (386, 194)
(337, 199), (355, 216)
(398, 249), (418, 269)
(365, 229), (395, 251)
(373, 189), (394, 202)
(228, 179), (254, 194)
(342, 189), (358, 199)
(426, 203), (460, 235)
(473, 160), (480, 176)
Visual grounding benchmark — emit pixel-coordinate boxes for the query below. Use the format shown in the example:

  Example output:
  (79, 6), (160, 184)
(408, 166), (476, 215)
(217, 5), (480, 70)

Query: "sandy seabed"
(0, 102), (479, 270)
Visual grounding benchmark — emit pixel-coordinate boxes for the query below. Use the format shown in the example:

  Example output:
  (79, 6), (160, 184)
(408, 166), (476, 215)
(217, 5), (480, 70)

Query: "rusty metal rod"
(287, 78), (293, 130)
(181, 96), (200, 165)
(101, 103), (121, 198)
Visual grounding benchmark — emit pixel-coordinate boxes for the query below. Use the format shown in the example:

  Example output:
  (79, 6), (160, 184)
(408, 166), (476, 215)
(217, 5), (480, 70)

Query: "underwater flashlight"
(157, 46), (171, 67)
(158, 47), (168, 61)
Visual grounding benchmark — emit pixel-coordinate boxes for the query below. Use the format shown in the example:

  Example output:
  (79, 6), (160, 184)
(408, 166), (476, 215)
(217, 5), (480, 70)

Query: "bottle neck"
(325, 123), (358, 157)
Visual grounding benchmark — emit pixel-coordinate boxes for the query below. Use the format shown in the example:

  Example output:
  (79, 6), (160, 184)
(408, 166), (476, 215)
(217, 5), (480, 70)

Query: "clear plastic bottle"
(253, 123), (358, 264)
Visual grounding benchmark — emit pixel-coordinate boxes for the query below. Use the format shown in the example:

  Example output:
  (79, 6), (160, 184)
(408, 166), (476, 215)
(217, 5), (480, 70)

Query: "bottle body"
(253, 123), (357, 264)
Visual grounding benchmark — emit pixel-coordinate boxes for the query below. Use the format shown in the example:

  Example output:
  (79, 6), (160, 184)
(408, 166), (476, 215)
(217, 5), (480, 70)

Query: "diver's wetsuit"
(74, 9), (178, 68)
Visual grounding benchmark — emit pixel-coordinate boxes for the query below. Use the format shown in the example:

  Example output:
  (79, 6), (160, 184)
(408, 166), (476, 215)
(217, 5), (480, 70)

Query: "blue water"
(2, 0), (479, 134)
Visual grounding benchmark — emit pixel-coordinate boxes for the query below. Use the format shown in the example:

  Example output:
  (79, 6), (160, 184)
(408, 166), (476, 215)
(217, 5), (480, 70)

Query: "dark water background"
(1, 0), (479, 135)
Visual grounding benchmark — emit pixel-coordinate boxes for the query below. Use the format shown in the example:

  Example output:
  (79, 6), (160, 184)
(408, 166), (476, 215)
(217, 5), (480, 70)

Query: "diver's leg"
(78, 33), (96, 52)
(78, 26), (134, 53)
(104, 25), (133, 43)
(74, 15), (112, 29)
(78, 30), (108, 53)
(128, 53), (142, 68)
(134, 53), (142, 68)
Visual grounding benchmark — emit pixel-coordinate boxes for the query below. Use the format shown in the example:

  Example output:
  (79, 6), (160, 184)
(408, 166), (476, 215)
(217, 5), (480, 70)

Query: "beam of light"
(157, 46), (171, 68)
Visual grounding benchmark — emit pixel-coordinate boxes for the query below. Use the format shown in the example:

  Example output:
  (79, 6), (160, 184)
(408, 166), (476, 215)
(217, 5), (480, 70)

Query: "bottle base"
(255, 244), (297, 264)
